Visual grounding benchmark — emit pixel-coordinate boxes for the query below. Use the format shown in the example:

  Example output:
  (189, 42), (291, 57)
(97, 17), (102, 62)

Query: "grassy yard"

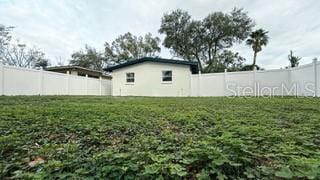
(0, 96), (320, 179)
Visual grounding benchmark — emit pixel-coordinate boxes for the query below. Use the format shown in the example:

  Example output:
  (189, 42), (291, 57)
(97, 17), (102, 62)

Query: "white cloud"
(0, 0), (319, 69)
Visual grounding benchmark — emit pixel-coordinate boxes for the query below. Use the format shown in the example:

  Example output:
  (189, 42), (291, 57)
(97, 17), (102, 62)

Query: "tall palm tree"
(246, 29), (269, 70)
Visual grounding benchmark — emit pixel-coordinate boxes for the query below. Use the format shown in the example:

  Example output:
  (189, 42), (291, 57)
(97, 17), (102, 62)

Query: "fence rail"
(0, 63), (112, 96)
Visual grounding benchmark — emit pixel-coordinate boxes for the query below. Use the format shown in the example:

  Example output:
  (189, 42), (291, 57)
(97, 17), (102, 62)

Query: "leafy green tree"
(69, 45), (104, 70)
(288, 50), (301, 68)
(246, 29), (269, 70)
(159, 8), (254, 72)
(206, 50), (246, 72)
(104, 32), (161, 64)
(240, 64), (262, 71)
(34, 57), (50, 68)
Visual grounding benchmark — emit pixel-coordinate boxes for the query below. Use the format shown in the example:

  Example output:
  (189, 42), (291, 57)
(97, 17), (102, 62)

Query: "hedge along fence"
(191, 59), (320, 97)
(0, 63), (112, 96)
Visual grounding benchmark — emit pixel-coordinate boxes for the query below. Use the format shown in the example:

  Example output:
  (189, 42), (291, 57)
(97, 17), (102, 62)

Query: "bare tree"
(0, 24), (49, 68)
(0, 24), (14, 63)
(55, 56), (66, 66)
(2, 40), (49, 68)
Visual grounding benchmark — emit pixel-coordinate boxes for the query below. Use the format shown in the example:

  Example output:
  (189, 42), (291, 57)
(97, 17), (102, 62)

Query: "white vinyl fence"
(191, 59), (320, 97)
(0, 64), (112, 96)
(1, 60), (319, 97)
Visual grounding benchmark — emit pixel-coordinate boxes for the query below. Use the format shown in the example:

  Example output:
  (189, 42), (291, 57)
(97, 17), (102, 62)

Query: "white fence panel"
(43, 71), (68, 95)
(87, 78), (100, 95)
(101, 79), (112, 95)
(68, 75), (87, 95)
(190, 60), (320, 97)
(0, 64), (112, 96)
(226, 71), (254, 96)
(291, 64), (315, 96)
(3, 66), (40, 95)
(190, 75), (199, 96)
(255, 69), (289, 96)
(197, 73), (225, 96)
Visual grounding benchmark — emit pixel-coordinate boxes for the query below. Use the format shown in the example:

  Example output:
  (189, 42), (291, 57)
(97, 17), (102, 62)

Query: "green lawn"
(0, 96), (320, 179)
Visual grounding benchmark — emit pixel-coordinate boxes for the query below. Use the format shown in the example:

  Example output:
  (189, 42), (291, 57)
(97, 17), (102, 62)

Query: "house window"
(162, 70), (172, 82)
(126, 73), (135, 83)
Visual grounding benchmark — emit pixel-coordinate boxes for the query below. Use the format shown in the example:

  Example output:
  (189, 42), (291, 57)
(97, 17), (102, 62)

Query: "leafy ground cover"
(0, 96), (320, 179)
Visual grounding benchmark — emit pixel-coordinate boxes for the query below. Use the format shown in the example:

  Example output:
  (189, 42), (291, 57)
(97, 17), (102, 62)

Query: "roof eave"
(103, 57), (198, 72)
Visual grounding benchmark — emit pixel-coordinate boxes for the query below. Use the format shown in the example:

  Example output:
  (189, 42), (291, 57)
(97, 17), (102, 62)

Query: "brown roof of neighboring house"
(45, 66), (112, 78)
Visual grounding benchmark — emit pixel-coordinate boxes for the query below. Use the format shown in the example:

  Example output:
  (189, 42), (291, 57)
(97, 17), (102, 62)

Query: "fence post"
(198, 70), (201, 97)
(224, 69), (227, 96)
(85, 74), (88, 95)
(314, 58), (318, 97)
(287, 67), (292, 96)
(99, 76), (102, 96)
(66, 71), (70, 95)
(189, 74), (191, 97)
(253, 67), (257, 97)
(39, 67), (44, 95)
(0, 61), (4, 95)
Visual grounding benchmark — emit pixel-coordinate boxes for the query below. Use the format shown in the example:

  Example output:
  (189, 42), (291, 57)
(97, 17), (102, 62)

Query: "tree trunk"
(195, 54), (203, 73)
(212, 44), (218, 66)
(252, 51), (257, 70)
(197, 60), (203, 73)
(205, 45), (218, 73)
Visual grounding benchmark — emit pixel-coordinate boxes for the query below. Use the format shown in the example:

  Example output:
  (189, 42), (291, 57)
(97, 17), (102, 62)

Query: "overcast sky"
(1, 0), (320, 69)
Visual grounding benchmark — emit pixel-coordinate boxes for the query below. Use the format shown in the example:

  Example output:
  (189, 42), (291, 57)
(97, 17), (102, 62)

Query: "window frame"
(126, 72), (135, 84)
(161, 70), (173, 83)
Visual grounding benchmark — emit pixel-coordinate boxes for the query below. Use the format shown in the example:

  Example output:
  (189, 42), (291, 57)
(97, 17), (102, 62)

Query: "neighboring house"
(45, 66), (112, 80)
(104, 57), (198, 96)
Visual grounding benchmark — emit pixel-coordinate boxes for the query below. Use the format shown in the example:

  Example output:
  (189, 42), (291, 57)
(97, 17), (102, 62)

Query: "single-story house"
(45, 66), (112, 80)
(104, 57), (198, 96)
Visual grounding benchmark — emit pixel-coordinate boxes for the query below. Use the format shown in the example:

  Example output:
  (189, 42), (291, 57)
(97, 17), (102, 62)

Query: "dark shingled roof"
(103, 57), (199, 74)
